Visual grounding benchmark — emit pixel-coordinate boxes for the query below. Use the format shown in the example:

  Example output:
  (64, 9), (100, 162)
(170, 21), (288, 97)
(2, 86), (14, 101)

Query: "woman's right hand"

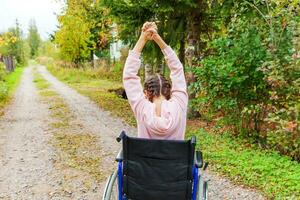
(141, 22), (158, 41)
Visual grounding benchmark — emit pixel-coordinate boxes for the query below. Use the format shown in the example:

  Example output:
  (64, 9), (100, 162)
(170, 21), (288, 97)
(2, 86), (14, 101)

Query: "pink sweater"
(123, 46), (188, 140)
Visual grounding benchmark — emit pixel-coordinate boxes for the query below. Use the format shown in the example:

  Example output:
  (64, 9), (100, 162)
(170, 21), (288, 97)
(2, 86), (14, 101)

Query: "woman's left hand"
(146, 27), (159, 40)
(141, 22), (158, 41)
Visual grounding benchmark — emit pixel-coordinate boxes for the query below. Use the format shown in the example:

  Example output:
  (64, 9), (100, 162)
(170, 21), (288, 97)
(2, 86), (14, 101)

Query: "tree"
(54, 0), (111, 65)
(55, 13), (92, 63)
(39, 40), (59, 59)
(0, 19), (27, 69)
(103, 0), (217, 80)
(28, 19), (41, 58)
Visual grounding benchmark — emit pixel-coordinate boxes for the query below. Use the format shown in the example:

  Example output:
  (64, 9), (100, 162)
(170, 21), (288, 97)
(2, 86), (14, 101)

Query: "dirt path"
(0, 65), (266, 199)
(0, 66), (57, 199)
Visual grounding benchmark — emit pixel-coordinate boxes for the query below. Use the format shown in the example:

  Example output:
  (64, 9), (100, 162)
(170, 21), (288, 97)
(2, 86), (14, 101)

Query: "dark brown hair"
(144, 74), (171, 102)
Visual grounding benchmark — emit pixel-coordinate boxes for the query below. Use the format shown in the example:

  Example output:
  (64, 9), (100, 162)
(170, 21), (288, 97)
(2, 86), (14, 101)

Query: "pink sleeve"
(122, 50), (146, 116)
(162, 46), (188, 110)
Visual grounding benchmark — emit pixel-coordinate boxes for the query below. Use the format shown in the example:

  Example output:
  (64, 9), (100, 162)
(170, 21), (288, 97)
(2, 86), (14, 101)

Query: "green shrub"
(191, 1), (300, 160)
(0, 81), (8, 101)
(0, 65), (24, 114)
(188, 129), (300, 199)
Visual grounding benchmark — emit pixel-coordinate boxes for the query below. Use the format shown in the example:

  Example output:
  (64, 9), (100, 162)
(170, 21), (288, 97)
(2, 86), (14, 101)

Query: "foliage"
(54, 0), (112, 63)
(261, 17), (300, 160)
(102, 0), (214, 71)
(187, 129), (300, 199)
(55, 13), (92, 63)
(192, 0), (300, 160)
(27, 19), (41, 58)
(39, 40), (60, 59)
(0, 64), (8, 101)
(192, 29), (267, 116)
(0, 21), (27, 65)
(0, 65), (25, 114)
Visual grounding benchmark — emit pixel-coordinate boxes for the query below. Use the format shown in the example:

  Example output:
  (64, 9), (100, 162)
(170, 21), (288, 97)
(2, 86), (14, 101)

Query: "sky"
(0, 0), (63, 40)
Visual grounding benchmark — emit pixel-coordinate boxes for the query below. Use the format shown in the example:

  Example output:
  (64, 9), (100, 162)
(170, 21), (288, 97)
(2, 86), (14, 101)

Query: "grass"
(53, 132), (103, 180)
(48, 64), (136, 126)
(0, 65), (25, 116)
(187, 130), (300, 199)
(45, 63), (300, 199)
(33, 73), (51, 90)
(33, 69), (104, 182)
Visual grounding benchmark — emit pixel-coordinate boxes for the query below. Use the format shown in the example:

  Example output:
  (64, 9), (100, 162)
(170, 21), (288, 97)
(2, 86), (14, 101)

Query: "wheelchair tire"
(203, 181), (208, 200)
(103, 170), (118, 200)
(197, 176), (209, 200)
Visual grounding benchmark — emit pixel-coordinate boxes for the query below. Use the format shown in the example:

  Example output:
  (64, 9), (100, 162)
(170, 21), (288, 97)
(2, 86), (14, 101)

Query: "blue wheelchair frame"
(116, 160), (199, 200)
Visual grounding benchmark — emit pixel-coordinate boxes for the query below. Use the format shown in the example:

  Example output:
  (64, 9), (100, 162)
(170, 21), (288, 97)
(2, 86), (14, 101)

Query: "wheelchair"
(102, 131), (209, 200)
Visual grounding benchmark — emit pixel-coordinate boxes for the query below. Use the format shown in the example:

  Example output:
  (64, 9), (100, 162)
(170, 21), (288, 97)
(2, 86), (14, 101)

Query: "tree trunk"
(156, 63), (164, 75)
(4, 56), (15, 72)
(185, 4), (203, 118)
(179, 37), (185, 69)
(90, 50), (94, 68)
(155, 56), (164, 75)
(186, 9), (201, 83)
(144, 63), (152, 80)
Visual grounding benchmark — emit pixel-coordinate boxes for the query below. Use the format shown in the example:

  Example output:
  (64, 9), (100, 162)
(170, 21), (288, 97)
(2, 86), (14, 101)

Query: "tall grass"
(0, 64), (25, 113)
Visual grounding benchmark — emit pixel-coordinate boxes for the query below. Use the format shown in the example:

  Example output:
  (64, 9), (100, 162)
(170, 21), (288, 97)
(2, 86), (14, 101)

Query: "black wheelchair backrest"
(119, 132), (196, 200)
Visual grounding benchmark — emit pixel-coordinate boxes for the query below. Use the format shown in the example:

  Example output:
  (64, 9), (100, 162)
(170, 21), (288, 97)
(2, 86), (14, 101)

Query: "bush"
(0, 82), (8, 101)
(192, 1), (300, 160)
(192, 28), (268, 129)
(0, 65), (8, 101)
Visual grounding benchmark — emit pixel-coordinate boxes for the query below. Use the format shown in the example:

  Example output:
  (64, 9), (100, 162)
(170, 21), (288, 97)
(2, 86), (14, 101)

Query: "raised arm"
(123, 23), (151, 115)
(153, 34), (188, 109)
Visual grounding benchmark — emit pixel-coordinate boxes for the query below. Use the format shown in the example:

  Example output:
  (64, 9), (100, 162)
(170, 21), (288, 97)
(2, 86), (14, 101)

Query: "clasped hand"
(140, 22), (159, 41)
(133, 21), (167, 53)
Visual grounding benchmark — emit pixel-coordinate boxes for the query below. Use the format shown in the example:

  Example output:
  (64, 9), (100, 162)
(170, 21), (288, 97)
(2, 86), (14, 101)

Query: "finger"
(148, 23), (157, 31)
(142, 23), (148, 30)
(145, 30), (153, 36)
(142, 21), (150, 29)
(145, 31), (153, 39)
(142, 23), (149, 31)
(145, 23), (151, 30)
(147, 28), (157, 33)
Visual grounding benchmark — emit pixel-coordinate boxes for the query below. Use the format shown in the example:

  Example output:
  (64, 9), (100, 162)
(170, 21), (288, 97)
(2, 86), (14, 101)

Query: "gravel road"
(0, 65), (266, 200)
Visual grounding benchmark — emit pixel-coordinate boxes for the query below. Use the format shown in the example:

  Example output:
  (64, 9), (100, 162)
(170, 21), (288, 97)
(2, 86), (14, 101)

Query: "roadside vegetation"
(0, 64), (24, 115)
(46, 63), (135, 126)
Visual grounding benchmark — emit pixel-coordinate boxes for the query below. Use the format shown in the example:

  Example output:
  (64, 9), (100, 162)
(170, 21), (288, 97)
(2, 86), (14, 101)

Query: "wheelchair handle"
(117, 130), (126, 142)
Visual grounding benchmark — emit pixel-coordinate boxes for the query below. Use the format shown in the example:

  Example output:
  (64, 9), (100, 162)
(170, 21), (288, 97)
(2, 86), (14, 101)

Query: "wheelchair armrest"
(194, 151), (203, 168)
(115, 149), (123, 162)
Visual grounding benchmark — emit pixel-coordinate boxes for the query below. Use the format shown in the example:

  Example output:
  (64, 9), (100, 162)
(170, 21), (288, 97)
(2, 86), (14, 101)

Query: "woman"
(123, 22), (188, 140)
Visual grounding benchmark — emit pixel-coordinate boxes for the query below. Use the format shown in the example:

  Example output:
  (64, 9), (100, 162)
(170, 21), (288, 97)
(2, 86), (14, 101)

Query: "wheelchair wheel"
(103, 170), (118, 200)
(203, 181), (208, 200)
(197, 176), (209, 200)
